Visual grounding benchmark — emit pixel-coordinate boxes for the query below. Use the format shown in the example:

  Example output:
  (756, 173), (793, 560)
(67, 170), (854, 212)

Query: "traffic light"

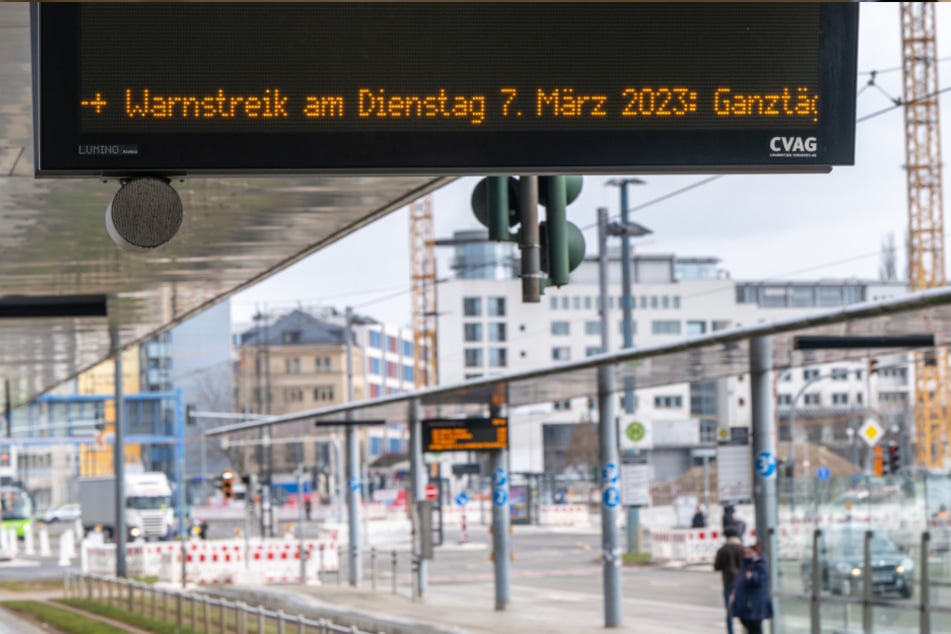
(185, 404), (197, 426)
(221, 468), (235, 498)
(886, 443), (901, 475)
(868, 358), (878, 375)
(471, 176), (520, 242)
(539, 175), (585, 287)
(471, 175), (586, 289)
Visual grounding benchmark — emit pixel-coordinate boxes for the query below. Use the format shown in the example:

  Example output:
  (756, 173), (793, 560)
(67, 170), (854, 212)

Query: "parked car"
(801, 525), (914, 599)
(43, 503), (81, 523)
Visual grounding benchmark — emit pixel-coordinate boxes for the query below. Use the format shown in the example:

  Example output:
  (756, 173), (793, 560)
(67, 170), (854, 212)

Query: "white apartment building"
(435, 231), (910, 484)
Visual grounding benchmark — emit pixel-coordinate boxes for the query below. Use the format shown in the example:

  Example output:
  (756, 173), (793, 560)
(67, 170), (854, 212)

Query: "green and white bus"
(0, 485), (32, 538)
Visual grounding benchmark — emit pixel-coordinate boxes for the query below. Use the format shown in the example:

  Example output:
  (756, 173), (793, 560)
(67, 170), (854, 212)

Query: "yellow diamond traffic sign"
(858, 417), (883, 447)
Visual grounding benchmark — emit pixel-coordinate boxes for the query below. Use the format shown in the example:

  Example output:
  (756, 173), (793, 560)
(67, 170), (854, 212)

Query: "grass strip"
(57, 598), (201, 634)
(1, 600), (128, 634)
(0, 579), (64, 592)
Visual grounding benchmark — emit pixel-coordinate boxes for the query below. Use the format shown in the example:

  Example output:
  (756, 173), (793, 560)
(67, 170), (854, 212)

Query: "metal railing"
(64, 571), (385, 634)
(772, 529), (951, 634)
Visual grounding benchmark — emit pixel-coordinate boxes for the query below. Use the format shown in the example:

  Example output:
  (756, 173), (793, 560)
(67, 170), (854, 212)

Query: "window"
(803, 369), (820, 381)
(552, 347), (571, 361)
(830, 367), (849, 381)
(463, 297), (482, 317)
(778, 370), (792, 382)
(369, 331), (382, 348)
(832, 393), (849, 405)
(282, 330), (301, 344)
(386, 361), (399, 379)
(672, 296), (681, 309)
(402, 365), (414, 382)
(551, 321), (571, 336)
(586, 346), (602, 357)
(661, 295), (670, 309)
(489, 348), (508, 368)
(488, 323), (507, 342)
(699, 420), (717, 443)
(369, 358), (381, 375)
(617, 321), (637, 336)
(487, 297), (506, 317)
(402, 340), (413, 357)
(464, 323), (483, 342)
(712, 320), (731, 331)
(549, 297), (558, 310)
(573, 296), (581, 310)
(285, 358), (301, 374)
(651, 320), (681, 335)
(855, 369), (864, 381)
(639, 296), (647, 309)
(465, 373), (483, 380)
(584, 296), (592, 310)
(803, 393), (821, 406)
(686, 321), (706, 337)
(388, 336), (398, 353)
(650, 296), (659, 309)
(561, 297), (570, 310)
(585, 321), (601, 336)
(314, 386), (334, 401)
(284, 388), (304, 402)
(654, 395), (683, 409)
(777, 394), (792, 406)
(315, 357), (331, 373)
(464, 348), (483, 367)
(856, 392), (864, 404)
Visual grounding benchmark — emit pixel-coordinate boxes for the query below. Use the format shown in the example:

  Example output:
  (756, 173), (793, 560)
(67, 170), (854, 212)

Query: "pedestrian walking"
(713, 527), (745, 634)
(691, 505), (706, 528)
(730, 541), (773, 634)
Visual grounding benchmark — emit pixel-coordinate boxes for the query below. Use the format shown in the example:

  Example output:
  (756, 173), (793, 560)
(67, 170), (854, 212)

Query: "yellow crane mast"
(409, 195), (438, 388)
(901, 2), (951, 470)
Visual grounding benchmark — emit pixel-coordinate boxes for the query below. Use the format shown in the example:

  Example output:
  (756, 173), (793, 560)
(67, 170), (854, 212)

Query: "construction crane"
(409, 195), (438, 388)
(901, 3), (950, 470)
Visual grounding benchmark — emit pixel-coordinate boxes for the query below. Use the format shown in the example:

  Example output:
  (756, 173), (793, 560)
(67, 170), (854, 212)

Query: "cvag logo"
(769, 136), (817, 153)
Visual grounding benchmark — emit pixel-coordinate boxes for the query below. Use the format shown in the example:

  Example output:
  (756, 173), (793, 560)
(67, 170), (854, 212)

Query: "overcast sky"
(231, 3), (946, 330)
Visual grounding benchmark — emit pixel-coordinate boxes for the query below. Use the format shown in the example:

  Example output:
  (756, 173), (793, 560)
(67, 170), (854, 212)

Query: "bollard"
(371, 547), (377, 591)
(58, 529), (74, 567)
(6, 527), (17, 558)
(39, 524), (51, 557)
(392, 550), (398, 595)
(24, 524), (34, 555)
(318, 543), (325, 582)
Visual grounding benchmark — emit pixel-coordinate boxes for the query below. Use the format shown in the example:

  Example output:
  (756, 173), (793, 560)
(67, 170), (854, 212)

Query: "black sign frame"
(32, 3), (858, 177)
(423, 417), (509, 453)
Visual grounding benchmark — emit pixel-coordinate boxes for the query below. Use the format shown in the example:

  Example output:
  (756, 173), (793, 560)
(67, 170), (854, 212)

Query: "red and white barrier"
(538, 504), (591, 527)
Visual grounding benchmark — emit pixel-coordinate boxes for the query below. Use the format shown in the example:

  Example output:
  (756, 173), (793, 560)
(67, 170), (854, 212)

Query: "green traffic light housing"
(470, 176), (520, 241)
(539, 175), (585, 286)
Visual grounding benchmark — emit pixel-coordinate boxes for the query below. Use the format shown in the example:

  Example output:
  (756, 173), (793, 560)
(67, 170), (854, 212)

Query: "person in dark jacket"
(713, 527), (745, 634)
(731, 542), (773, 634)
(691, 506), (707, 528)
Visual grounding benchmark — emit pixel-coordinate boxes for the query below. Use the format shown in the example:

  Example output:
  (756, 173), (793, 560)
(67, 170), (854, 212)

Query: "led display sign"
(33, 2), (858, 176)
(423, 417), (509, 453)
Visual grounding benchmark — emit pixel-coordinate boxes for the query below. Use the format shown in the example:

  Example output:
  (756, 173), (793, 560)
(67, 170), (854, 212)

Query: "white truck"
(78, 472), (174, 541)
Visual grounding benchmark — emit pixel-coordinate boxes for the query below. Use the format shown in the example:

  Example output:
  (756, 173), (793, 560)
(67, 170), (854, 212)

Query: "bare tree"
(879, 231), (898, 282)
(562, 422), (599, 478)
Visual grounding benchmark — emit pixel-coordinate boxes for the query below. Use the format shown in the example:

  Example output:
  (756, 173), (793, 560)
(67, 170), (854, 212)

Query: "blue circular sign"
(755, 451), (777, 478)
(602, 486), (620, 508)
(493, 467), (508, 487)
(601, 462), (619, 484)
(455, 492), (469, 507)
(817, 466), (831, 481)
(493, 489), (508, 507)
(348, 475), (361, 491)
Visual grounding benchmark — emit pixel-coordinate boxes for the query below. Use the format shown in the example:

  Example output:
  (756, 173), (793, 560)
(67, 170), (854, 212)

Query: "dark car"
(801, 526), (914, 599)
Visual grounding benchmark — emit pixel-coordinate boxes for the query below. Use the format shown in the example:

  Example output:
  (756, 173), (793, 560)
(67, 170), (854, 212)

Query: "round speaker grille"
(106, 178), (184, 251)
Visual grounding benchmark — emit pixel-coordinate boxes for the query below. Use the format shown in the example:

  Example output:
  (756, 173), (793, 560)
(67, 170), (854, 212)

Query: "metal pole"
(111, 322), (127, 578)
(862, 529), (873, 634)
(810, 529), (821, 634)
(749, 336), (778, 628)
(297, 464), (306, 584)
(597, 207), (622, 627)
(921, 531), (931, 634)
(408, 399), (427, 598)
(519, 175), (541, 303)
(345, 307), (361, 585)
(490, 445), (511, 611)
